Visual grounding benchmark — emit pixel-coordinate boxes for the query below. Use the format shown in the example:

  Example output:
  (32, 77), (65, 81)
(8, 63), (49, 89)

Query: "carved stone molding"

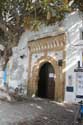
(28, 33), (65, 53)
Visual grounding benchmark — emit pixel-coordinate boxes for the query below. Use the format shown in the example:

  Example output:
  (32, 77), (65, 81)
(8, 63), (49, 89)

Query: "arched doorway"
(37, 62), (55, 100)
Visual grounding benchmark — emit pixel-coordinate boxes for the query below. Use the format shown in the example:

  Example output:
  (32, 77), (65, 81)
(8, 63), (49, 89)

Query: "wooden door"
(47, 63), (55, 99)
(37, 62), (55, 100)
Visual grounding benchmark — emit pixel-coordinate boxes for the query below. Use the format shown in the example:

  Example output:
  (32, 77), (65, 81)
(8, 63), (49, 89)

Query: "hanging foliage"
(71, 0), (83, 11)
(0, 0), (82, 47)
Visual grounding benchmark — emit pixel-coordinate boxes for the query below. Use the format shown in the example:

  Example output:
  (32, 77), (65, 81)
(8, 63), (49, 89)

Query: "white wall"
(63, 11), (83, 102)
(2, 11), (82, 101)
(8, 40), (28, 95)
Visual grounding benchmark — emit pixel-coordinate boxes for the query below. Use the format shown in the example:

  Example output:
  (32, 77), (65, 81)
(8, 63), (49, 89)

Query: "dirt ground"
(0, 97), (81, 125)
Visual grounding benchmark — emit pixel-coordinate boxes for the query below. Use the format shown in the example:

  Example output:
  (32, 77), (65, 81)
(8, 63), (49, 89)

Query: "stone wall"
(17, 11), (83, 102)
(8, 45), (28, 95)
(7, 11), (83, 101)
(0, 11), (83, 102)
(63, 11), (83, 102)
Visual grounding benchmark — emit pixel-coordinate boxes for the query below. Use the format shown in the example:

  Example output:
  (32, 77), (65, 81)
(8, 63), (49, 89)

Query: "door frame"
(29, 56), (65, 101)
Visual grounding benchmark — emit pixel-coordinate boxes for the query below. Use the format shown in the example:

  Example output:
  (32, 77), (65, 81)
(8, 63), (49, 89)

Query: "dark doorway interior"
(37, 62), (55, 100)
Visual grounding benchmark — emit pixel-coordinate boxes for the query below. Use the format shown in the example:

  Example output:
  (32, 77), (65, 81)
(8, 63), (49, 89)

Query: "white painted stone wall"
(7, 42), (28, 95)
(63, 11), (83, 103)
(0, 11), (82, 101)
(12, 11), (83, 101)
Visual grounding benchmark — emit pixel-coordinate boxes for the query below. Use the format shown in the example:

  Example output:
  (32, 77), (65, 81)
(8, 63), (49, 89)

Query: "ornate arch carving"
(30, 56), (61, 100)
